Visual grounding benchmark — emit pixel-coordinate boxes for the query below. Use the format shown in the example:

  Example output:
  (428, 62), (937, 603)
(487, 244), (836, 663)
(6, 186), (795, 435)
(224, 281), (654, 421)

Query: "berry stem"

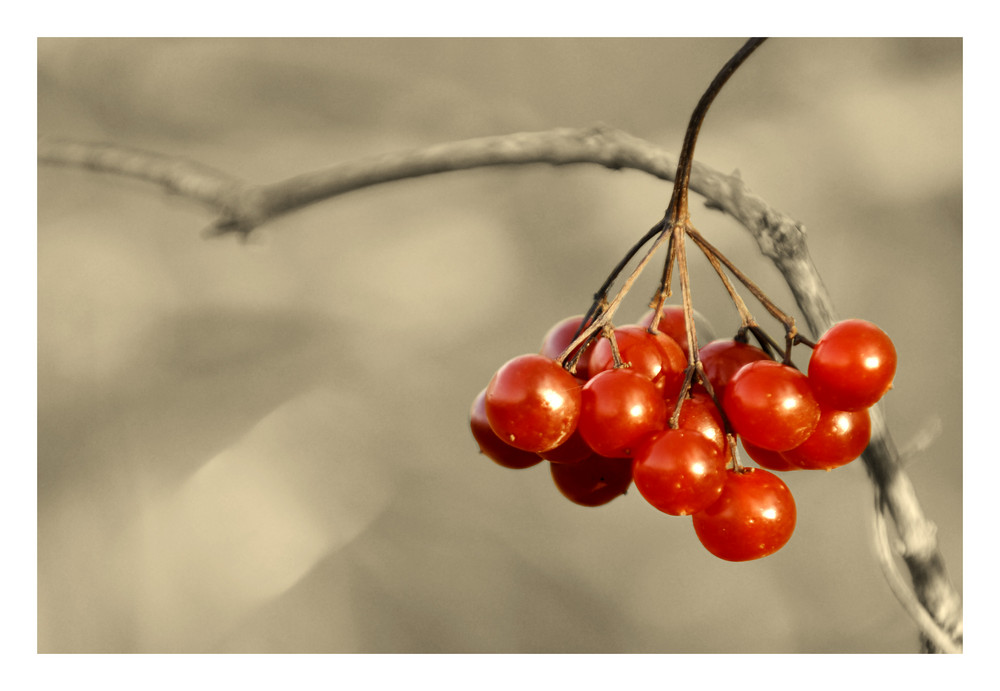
(591, 221), (667, 313)
(665, 38), (767, 224)
(647, 232), (678, 333)
(646, 39), (769, 406)
(560, 39), (769, 375)
(604, 325), (626, 369)
(685, 225), (806, 362)
(555, 225), (673, 366)
(674, 226), (700, 365)
(689, 229), (758, 328)
(651, 39), (769, 399)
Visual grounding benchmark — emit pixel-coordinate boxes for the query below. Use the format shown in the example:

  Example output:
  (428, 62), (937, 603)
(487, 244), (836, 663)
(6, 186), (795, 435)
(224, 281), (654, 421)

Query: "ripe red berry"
(692, 467), (796, 562)
(469, 389), (543, 469)
(723, 360), (820, 452)
(636, 305), (713, 360)
(667, 391), (728, 456)
(740, 438), (800, 472)
(550, 454), (633, 507)
(782, 406), (871, 470)
(539, 314), (597, 380)
(538, 427), (593, 464)
(632, 429), (728, 516)
(807, 319), (897, 411)
(588, 325), (687, 397)
(698, 339), (770, 403)
(577, 368), (668, 457)
(485, 354), (582, 453)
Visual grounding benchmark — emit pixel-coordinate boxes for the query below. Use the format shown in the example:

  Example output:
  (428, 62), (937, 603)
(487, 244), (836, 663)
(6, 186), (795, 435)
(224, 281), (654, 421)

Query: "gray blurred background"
(37, 38), (961, 653)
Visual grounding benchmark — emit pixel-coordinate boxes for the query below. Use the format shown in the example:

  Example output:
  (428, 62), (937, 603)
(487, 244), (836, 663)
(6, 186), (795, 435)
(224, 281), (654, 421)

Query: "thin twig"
(686, 226), (796, 335)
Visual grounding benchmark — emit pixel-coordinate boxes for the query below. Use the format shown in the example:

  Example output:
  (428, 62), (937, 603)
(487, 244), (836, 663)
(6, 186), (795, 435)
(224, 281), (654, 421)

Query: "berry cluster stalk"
(556, 37), (816, 471)
(556, 39), (774, 369)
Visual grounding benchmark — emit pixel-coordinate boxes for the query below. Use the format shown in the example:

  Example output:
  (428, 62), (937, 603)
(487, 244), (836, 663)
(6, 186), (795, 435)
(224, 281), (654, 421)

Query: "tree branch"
(37, 138), (248, 218)
(37, 127), (962, 651)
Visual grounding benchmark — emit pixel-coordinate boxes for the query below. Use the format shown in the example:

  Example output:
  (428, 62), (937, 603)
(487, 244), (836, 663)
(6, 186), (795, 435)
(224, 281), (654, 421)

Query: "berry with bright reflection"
(692, 467), (796, 561)
(485, 354), (582, 453)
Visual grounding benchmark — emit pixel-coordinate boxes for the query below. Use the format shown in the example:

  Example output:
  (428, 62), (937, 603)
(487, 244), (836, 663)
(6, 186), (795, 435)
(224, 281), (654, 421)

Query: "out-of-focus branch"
(39, 127), (766, 240)
(37, 138), (248, 217)
(873, 479), (962, 654)
(37, 127), (962, 651)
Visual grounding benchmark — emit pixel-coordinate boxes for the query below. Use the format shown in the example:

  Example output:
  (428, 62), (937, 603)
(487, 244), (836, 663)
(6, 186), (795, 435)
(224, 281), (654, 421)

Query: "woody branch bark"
(38, 128), (962, 652)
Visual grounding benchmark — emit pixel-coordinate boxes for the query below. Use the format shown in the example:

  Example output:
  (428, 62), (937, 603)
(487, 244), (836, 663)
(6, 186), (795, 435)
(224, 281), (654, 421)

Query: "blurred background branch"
(37, 128), (962, 651)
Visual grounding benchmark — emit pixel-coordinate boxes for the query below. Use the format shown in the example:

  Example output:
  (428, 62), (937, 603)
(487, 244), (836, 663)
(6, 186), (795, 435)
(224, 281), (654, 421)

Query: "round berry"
(577, 368), (668, 457)
(698, 339), (770, 403)
(667, 391), (728, 456)
(588, 325), (687, 397)
(637, 305), (715, 359)
(692, 467), (796, 562)
(485, 354), (582, 453)
(632, 429), (728, 516)
(782, 406), (871, 470)
(470, 389), (543, 469)
(740, 438), (800, 472)
(538, 427), (593, 464)
(808, 319), (896, 411)
(723, 360), (820, 452)
(539, 314), (597, 380)
(550, 455), (633, 507)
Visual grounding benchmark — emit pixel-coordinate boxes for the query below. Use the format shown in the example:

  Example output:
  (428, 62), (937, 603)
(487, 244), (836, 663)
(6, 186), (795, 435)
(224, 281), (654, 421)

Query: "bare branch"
(39, 127), (789, 243)
(37, 127), (962, 651)
(37, 137), (248, 215)
(873, 483), (962, 654)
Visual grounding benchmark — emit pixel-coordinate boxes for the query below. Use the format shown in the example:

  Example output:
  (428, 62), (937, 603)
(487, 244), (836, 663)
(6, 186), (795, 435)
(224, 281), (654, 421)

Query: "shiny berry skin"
(723, 360), (820, 452)
(667, 391), (728, 456)
(550, 455), (633, 507)
(485, 354), (582, 453)
(692, 467), (796, 562)
(588, 325), (687, 397)
(740, 438), (800, 472)
(632, 429), (728, 516)
(637, 305), (715, 360)
(577, 368), (668, 457)
(698, 339), (770, 403)
(470, 389), (544, 469)
(782, 406), (871, 470)
(807, 319), (897, 411)
(539, 314), (597, 380)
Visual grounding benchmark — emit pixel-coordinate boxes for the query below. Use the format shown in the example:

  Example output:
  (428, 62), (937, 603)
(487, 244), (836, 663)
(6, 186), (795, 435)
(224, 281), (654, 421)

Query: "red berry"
(577, 368), (668, 457)
(550, 455), (633, 507)
(698, 339), (770, 403)
(692, 467), (796, 562)
(636, 305), (712, 360)
(723, 360), (820, 452)
(538, 427), (593, 464)
(741, 438), (800, 472)
(485, 354), (582, 453)
(469, 389), (543, 469)
(539, 314), (597, 380)
(588, 325), (687, 397)
(667, 391), (728, 456)
(632, 429), (728, 516)
(808, 319), (897, 411)
(782, 406), (871, 471)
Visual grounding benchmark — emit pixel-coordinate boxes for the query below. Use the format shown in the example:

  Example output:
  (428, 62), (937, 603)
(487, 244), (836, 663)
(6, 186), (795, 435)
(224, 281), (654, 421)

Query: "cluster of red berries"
(469, 306), (897, 562)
